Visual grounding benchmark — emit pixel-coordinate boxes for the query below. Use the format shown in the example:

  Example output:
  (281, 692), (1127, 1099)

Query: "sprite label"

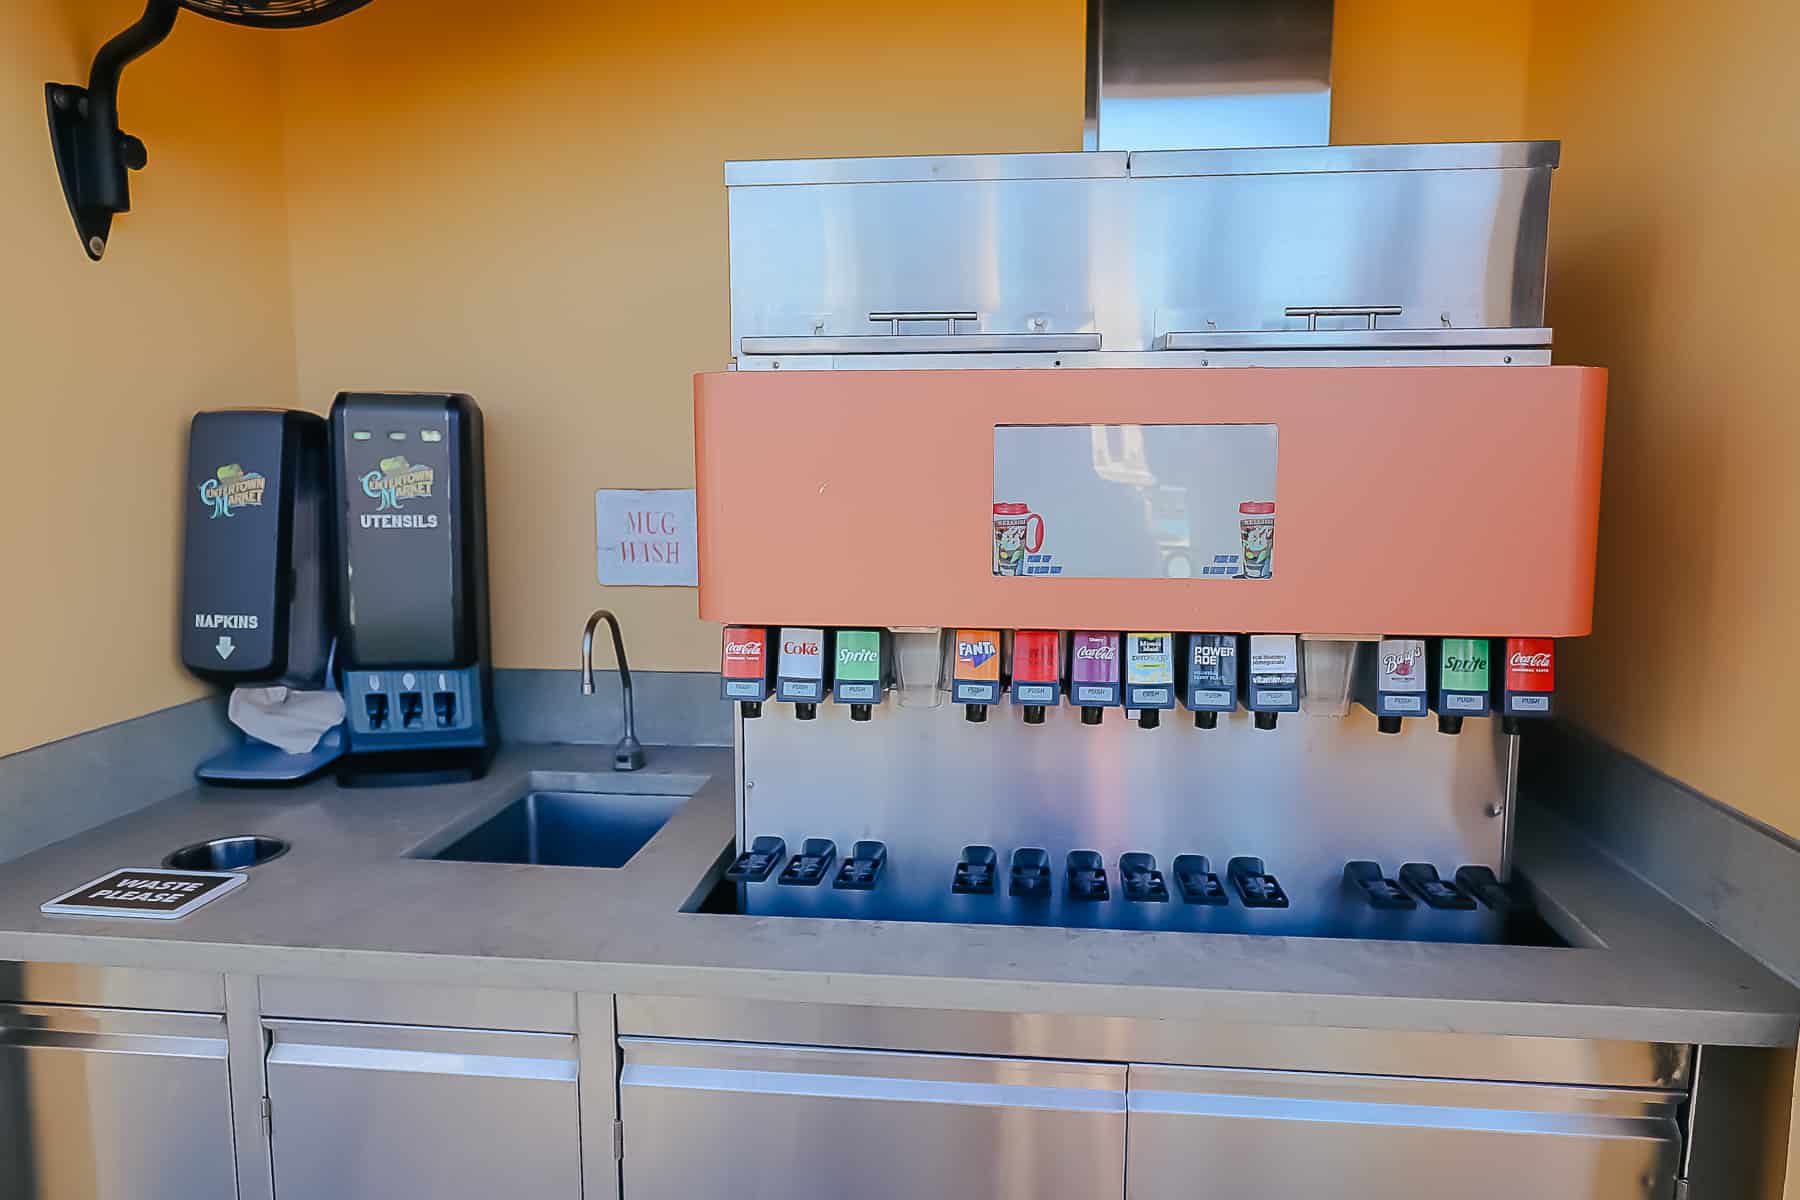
(1440, 638), (1489, 691)
(834, 630), (882, 682)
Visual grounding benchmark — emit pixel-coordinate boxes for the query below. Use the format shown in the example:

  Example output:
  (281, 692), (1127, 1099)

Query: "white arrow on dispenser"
(215, 636), (235, 661)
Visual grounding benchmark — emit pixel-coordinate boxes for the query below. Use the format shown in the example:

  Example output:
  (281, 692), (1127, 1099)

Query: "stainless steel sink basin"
(423, 790), (686, 869)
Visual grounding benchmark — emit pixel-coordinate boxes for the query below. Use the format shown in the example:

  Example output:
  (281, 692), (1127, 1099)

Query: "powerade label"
(1125, 633), (1176, 709)
(832, 630), (882, 705)
(1246, 634), (1300, 712)
(776, 627), (826, 703)
(1185, 634), (1239, 712)
(952, 630), (1002, 704)
(720, 627), (771, 702)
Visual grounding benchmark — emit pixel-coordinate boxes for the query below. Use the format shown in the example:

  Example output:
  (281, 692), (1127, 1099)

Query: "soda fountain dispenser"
(1070, 631), (1121, 725)
(1499, 638), (1556, 734)
(1182, 633), (1239, 729)
(1364, 637), (1428, 733)
(831, 629), (885, 721)
(951, 629), (1003, 722)
(720, 626), (776, 719)
(775, 627), (827, 720)
(1243, 635), (1301, 730)
(1123, 633), (1177, 728)
(698, 141), (1605, 943)
(1010, 631), (1061, 725)
(1432, 638), (1492, 734)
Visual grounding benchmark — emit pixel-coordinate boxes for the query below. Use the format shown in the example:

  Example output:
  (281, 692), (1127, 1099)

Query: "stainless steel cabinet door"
(1127, 1064), (1683, 1200)
(619, 1037), (1126, 1200)
(264, 1019), (580, 1200)
(0, 1004), (235, 1200)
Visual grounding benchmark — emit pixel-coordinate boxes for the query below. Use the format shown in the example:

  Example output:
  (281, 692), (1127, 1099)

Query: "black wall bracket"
(45, 0), (180, 261)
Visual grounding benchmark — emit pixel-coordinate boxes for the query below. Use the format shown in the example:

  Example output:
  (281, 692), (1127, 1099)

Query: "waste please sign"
(41, 868), (246, 920)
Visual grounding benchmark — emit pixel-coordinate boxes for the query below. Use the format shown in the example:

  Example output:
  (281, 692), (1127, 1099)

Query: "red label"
(721, 627), (767, 678)
(1505, 638), (1555, 691)
(1012, 630), (1061, 683)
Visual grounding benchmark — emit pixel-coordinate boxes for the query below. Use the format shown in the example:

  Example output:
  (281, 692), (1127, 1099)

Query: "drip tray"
(688, 871), (1572, 947)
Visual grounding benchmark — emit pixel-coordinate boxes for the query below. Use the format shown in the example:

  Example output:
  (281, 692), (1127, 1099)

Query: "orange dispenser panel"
(694, 366), (1605, 636)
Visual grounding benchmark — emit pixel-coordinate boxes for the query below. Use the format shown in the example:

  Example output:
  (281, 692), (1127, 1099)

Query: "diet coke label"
(777, 628), (826, 680)
(1505, 638), (1555, 691)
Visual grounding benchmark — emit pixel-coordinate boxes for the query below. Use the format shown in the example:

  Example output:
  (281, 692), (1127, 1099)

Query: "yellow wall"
(273, 0), (1087, 675)
(0, 0), (297, 757)
(1333, 1), (1534, 143)
(1525, 0), (1800, 838)
(272, 0), (1544, 677)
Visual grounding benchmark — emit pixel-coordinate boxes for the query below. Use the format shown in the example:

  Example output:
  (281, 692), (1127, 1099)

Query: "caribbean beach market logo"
(197, 464), (266, 519)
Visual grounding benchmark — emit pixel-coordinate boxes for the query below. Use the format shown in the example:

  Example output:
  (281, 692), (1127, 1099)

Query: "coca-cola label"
(721, 627), (767, 678)
(1505, 638), (1555, 691)
(1070, 633), (1121, 686)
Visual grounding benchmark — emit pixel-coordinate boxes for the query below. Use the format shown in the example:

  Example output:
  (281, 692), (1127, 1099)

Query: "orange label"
(954, 630), (1002, 681)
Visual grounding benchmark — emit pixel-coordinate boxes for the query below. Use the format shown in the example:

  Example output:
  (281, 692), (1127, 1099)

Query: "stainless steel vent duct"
(1084, 0), (1334, 151)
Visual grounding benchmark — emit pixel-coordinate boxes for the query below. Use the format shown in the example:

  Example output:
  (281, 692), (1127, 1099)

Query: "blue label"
(1253, 688), (1297, 710)
(723, 680), (761, 699)
(1013, 683), (1057, 704)
(1443, 692), (1486, 712)
(778, 680), (822, 702)
(955, 682), (1001, 703)
(1127, 686), (1173, 707)
(1382, 695), (1424, 714)
(1509, 694), (1550, 713)
(1188, 687), (1234, 709)
(835, 683), (877, 702)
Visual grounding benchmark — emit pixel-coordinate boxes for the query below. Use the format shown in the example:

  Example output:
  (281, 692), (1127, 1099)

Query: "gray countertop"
(0, 744), (1792, 1047)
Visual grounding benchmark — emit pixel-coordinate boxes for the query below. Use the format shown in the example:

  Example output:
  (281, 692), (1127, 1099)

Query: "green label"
(1439, 638), (1490, 690)
(834, 630), (882, 681)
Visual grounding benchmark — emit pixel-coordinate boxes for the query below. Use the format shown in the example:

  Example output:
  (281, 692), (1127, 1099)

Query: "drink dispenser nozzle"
(1243, 634), (1301, 730)
(1182, 633), (1239, 728)
(830, 629), (885, 721)
(1124, 633), (1176, 728)
(775, 627), (827, 720)
(1009, 630), (1062, 725)
(1070, 632), (1121, 725)
(950, 629), (1003, 723)
(720, 626), (777, 719)
(1497, 637), (1555, 734)
(1363, 637), (1427, 733)
(889, 627), (947, 710)
(1431, 638), (1492, 733)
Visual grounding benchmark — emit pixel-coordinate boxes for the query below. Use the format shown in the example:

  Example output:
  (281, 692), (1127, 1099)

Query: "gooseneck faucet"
(582, 609), (646, 771)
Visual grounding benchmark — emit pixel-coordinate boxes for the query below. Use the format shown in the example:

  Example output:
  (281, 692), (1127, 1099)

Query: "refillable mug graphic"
(992, 502), (1045, 575)
(1238, 501), (1275, 579)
